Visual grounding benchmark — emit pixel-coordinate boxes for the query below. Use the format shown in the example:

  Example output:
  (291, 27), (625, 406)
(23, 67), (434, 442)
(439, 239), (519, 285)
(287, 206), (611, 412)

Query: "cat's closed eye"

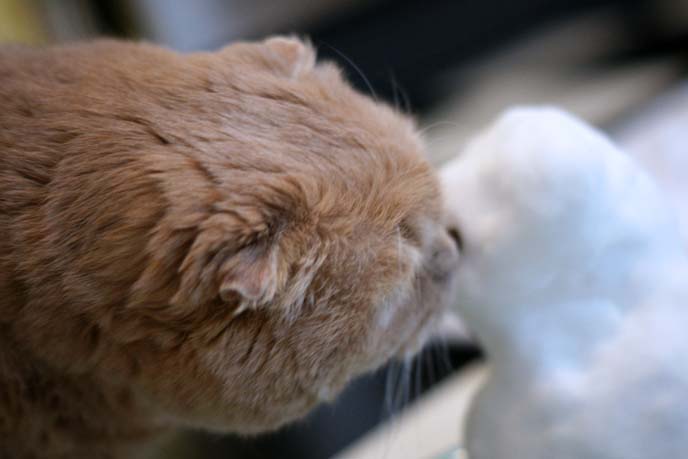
(398, 219), (420, 245)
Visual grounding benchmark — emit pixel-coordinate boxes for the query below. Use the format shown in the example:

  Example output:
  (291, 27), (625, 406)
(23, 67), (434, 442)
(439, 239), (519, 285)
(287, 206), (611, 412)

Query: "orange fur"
(0, 37), (459, 458)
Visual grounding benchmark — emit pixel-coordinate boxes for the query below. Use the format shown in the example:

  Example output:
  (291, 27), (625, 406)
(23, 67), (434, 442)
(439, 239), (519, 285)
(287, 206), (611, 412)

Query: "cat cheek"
(373, 280), (415, 332)
(375, 300), (397, 330)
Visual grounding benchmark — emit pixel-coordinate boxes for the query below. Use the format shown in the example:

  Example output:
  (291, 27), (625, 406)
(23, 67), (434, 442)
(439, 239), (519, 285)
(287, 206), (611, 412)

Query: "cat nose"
(428, 227), (461, 281)
(447, 225), (463, 251)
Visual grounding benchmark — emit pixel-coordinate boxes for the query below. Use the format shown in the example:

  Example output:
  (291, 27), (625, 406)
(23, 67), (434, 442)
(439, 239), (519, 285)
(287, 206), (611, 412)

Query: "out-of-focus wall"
(0, 0), (103, 44)
(0, 0), (46, 43)
(127, 0), (374, 51)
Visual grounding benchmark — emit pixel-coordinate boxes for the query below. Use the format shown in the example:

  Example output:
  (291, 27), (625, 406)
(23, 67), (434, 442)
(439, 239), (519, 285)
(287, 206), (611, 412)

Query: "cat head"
(29, 37), (461, 431)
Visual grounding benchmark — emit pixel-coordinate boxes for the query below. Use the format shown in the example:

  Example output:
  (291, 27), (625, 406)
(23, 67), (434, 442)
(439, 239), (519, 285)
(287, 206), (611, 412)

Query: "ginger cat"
(0, 37), (460, 458)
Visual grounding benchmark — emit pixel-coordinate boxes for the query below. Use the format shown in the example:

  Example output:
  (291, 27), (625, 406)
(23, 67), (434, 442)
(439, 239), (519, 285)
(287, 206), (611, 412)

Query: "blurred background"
(2, 1), (687, 458)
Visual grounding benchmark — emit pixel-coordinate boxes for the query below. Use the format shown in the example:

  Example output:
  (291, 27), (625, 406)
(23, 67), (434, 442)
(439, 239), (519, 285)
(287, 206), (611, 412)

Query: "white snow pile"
(441, 107), (688, 459)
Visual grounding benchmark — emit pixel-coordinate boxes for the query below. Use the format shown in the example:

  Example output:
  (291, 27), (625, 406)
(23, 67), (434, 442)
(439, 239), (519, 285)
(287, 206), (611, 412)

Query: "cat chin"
(431, 310), (473, 344)
(392, 317), (441, 361)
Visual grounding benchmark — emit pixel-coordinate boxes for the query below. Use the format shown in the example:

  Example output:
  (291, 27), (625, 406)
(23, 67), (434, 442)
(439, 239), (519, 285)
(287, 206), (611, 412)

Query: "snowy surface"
(441, 107), (688, 459)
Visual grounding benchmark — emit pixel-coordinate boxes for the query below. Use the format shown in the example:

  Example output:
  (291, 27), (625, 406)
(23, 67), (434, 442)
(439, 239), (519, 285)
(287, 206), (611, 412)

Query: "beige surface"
(0, 0), (46, 43)
(334, 364), (487, 459)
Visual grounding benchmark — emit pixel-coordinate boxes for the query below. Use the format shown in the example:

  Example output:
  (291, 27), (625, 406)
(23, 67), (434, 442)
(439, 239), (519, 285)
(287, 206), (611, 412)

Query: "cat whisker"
(414, 349), (422, 403)
(383, 362), (393, 418)
(384, 360), (403, 419)
(399, 362), (406, 415)
(320, 41), (378, 100)
(396, 227), (403, 279)
(418, 120), (461, 138)
(388, 70), (411, 115)
(381, 360), (404, 459)
(425, 343), (436, 387)
(437, 336), (454, 376)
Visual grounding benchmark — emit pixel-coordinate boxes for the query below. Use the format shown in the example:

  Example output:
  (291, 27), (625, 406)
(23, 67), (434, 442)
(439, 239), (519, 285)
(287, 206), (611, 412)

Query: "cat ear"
(217, 242), (280, 306)
(262, 35), (316, 78)
(168, 174), (311, 314)
(171, 210), (287, 312)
